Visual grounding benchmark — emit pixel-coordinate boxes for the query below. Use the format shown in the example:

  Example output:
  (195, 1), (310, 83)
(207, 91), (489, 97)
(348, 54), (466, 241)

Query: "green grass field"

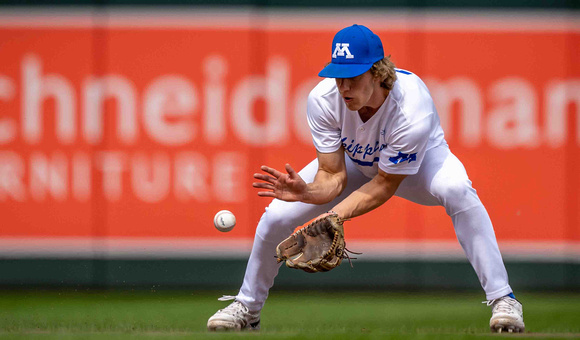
(1, 290), (579, 339)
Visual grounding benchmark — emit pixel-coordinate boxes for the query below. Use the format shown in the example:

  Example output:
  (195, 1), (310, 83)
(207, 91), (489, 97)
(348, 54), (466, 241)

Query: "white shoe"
(207, 296), (261, 331)
(486, 296), (525, 333)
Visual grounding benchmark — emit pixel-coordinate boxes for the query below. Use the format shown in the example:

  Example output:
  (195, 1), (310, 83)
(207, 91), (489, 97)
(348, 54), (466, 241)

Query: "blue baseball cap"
(318, 24), (384, 79)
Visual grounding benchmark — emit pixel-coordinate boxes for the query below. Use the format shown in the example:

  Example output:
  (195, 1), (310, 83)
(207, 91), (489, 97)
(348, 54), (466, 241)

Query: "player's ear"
(369, 70), (381, 82)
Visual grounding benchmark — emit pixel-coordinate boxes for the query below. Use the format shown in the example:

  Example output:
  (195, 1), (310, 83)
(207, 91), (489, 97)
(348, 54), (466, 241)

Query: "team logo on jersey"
(342, 138), (386, 166)
(332, 43), (355, 59)
(389, 151), (417, 164)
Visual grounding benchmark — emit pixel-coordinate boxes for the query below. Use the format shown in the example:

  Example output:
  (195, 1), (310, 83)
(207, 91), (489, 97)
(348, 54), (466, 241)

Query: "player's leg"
(208, 157), (370, 330)
(237, 156), (370, 311)
(394, 144), (524, 332)
(394, 144), (511, 298)
(234, 160), (326, 313)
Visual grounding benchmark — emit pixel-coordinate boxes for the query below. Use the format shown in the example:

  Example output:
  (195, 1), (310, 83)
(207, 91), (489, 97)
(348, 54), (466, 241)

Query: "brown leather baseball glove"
(275, 212), (359, 273)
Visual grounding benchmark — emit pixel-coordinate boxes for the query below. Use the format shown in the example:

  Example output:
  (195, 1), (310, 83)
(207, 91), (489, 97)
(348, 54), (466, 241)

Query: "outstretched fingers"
(256, 191), (277, 198)
(260, 165), (283, 178)
(253, 166), (281, 196)
(285, 163), (298, 178)
(253, 173), (276, 184)
(252, 164), (302, 200)
(252, 182), (275, 190)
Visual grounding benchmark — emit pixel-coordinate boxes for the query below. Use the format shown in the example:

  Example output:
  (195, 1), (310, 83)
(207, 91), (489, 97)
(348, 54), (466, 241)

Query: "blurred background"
(0, 0), (578, 293)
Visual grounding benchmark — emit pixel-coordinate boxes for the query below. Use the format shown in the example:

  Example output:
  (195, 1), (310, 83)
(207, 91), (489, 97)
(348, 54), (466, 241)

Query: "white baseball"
(214, 210), (236, 232)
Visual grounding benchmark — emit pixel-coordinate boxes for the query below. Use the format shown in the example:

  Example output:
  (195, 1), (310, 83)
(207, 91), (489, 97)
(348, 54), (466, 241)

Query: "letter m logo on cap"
(332, 43), (354, 59)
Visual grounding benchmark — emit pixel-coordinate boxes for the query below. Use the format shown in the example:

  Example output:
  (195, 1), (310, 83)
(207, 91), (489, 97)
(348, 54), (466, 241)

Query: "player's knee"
(433, 178), (479, 213)
(442, 179), (470, 198)
(255, 205), (300, 241)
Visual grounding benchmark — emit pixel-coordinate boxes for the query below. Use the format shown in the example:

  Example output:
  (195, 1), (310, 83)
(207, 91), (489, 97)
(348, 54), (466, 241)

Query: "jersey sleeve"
(378, 113), (434, 175)
(306, 91), (342, 153)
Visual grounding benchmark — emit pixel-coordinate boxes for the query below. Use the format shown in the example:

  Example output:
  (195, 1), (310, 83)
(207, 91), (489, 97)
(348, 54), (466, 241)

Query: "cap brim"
(318, 62), (373, 78)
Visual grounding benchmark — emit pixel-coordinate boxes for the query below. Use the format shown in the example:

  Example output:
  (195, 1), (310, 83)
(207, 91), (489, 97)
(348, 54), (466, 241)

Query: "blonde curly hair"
(369, 56), (397, 91)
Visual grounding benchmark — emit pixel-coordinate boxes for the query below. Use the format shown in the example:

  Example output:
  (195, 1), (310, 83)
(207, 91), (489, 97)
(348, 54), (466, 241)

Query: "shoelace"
(482, 297), (517, 314)
(483, 299), (496, 307)
(218, 295), (236, 302)
(217, 295), (249, 316)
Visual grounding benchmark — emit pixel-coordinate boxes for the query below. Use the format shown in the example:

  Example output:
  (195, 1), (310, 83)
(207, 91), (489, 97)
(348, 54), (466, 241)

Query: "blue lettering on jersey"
(341, 137), (387, 167)
(389, 151), (417, 164)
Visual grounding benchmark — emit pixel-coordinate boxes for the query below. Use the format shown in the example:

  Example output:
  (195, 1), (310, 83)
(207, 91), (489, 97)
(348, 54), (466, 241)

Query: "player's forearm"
(302, 169), (347, 205)
(331, 174), (399, 219)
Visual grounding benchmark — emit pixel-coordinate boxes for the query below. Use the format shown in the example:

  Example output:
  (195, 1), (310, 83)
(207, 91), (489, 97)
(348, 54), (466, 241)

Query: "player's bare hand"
(253, 164), (308, 202)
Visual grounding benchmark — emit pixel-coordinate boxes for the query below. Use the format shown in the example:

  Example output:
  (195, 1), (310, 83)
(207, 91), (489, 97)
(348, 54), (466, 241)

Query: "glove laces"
(327, 212), (362, 268)
(342, 247), (362, 268)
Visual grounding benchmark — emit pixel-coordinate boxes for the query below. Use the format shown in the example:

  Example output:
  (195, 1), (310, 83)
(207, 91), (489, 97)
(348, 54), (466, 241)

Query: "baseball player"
(207, 24), (525, 333)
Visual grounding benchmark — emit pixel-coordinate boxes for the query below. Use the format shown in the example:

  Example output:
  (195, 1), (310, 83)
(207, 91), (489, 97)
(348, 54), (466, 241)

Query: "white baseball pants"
(236, 144), (512, 311)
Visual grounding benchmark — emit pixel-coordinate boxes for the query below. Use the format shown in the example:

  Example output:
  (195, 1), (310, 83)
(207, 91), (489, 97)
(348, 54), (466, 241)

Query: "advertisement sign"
(1, 10), (578, 258)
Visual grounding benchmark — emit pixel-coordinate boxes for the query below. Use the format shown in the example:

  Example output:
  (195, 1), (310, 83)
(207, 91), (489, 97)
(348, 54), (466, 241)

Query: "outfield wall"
(0, 5), (579, 290)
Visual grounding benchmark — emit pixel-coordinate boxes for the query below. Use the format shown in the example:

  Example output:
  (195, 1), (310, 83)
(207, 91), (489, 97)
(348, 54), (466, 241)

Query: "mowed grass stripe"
(1, 290), (579, 339)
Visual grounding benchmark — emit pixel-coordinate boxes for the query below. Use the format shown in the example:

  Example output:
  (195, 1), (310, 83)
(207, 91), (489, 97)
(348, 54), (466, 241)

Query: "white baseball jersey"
(307, 69), (446, 178)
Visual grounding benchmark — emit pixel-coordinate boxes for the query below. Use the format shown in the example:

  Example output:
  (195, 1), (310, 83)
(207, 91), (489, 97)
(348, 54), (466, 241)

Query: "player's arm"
(330, 168), (406, 219)
(303, 148), (347, 204)
(253, 147), (347, 204)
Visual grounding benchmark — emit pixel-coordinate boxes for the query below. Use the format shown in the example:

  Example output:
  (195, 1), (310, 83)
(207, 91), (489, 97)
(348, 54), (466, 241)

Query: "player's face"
(335, 71), (382, 111)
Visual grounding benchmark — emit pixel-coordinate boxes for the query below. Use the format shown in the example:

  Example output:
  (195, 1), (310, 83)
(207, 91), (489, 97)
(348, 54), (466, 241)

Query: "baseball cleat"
(486, 296), (525, 333)
(207, 296), (260, 331)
